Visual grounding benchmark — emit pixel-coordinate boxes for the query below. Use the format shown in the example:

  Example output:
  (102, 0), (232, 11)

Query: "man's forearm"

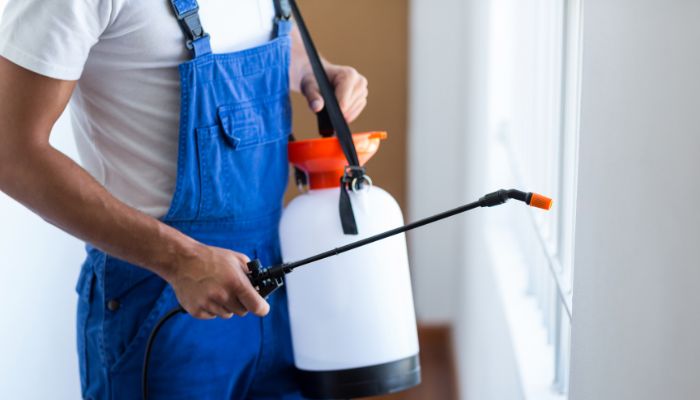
(0, 55), (271, 319)
(0, 141), (198, 282)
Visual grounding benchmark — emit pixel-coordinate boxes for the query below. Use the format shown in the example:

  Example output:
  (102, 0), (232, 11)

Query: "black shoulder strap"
(289, 0), (367, 235)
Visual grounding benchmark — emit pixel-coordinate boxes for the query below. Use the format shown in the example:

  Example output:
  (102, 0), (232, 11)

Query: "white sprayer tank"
(280, 132), (420, 399)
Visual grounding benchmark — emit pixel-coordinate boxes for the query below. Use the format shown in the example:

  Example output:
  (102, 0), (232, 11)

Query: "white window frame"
(485, 0), (583, 397)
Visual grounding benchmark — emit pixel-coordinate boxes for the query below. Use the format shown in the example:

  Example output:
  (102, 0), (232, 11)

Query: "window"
(487, 0), (582, 396)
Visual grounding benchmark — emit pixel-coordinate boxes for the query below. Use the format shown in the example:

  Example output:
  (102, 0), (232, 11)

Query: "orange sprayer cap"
(289, 132), (388, 190)
(529, 193), (553, 210)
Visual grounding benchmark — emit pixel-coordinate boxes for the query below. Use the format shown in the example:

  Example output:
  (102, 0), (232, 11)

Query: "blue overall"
(75, 1), (302, 398)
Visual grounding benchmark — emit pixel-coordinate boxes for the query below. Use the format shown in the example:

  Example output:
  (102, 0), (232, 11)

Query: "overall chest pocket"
(196, 95), (291, 220)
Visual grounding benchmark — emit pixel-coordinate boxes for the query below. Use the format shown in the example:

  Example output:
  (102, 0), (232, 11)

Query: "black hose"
(142, 306), (185, 400)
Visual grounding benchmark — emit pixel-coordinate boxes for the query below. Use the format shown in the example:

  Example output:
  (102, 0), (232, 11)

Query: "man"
(0, 0), (368, 398)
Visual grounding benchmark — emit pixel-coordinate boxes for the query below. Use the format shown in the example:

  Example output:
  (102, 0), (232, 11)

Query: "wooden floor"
(362, 326), (458, 400)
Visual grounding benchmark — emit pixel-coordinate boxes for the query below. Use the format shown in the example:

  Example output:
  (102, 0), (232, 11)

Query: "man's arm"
(0, 57), (268, 319)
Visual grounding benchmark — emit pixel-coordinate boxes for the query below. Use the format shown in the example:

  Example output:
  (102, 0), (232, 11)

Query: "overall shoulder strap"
(273, 0), (292, 20)
(169, 0), (212, 57)
(273, 0), (293, 37)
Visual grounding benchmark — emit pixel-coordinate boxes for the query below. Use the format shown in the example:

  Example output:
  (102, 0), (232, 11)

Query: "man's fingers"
(334, 75), (357, 111)
(224, 296), (248, 317)
(237, 253), (252, 273)
(336, 75), (367, 120)
(302, 67), (368, 118)
(237, 285), (270, 317)
(309, 97), (324, 113)
(336, 68), (367, 109)
(340, 87), (368, 118)
(345, 98), (368, 123)
(344, 82), (368, 114)
(238, 252), (251, 263)
(191, 309), (216, 320)
(301, 76), (324, 112)
(208, 303), (234, 319)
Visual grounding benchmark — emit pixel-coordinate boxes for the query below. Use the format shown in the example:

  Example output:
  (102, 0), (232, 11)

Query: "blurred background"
(3, 0), (700, 399)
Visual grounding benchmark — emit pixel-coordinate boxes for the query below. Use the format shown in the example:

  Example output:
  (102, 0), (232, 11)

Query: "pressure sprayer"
(142, 1), (553, 399)
(142, 185), (552, 399)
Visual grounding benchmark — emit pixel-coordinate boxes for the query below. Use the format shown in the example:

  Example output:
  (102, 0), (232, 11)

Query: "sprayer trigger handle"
(246, 259), (285, 299)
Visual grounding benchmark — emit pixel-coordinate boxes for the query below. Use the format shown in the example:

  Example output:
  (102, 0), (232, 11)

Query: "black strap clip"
(289, 134), (309, 192)
(174, 7), (209, 50)
(274, 0), (292, 21)
(338, 166), (372, 235)
(341, 166), (371, 192)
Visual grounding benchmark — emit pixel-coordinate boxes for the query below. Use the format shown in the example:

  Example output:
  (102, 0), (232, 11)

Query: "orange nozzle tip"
(530, 193), (553, 210)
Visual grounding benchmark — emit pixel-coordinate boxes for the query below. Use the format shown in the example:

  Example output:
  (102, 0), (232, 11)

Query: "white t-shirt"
(0, 0), (277, 217)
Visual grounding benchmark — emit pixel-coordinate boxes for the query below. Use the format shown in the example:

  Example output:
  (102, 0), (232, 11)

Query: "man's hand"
(168, 246), (269, 319)
(290, 25), (369, 123)
(299, 63), (369, 123)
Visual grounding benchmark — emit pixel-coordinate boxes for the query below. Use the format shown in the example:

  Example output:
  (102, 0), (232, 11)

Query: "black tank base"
(296, 354), (421, 399)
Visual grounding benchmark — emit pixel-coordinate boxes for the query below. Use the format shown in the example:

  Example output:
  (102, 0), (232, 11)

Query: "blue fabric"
(191, 35), (212, 58)
(171, 0), (199, 17)
(75, 9), (301, 399)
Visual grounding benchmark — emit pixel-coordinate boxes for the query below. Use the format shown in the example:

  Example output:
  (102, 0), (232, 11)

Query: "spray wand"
(142, 188), (552, 400)
(248, 189), (552, 298)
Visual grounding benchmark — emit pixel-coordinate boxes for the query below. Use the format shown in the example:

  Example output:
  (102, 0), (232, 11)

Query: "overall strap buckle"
(170, 1), (210, 52)
(274, 0), (292, 21)
(177, 9), (209, 50)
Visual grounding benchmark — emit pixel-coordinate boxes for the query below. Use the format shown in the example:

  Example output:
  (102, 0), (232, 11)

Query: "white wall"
(570, 1), (700, 399)
(0, 110), (84, 399)
(407, 0), (470, 324)
(409, 1), (524, 399)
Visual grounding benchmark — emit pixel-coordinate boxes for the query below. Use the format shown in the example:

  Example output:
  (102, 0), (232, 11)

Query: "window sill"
(486, 225), (567, 400)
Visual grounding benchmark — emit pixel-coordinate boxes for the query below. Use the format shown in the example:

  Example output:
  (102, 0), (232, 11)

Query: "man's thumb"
(308, 96), (324, 113)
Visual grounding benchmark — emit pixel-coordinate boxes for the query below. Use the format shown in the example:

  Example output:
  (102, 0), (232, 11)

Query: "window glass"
(487, 0), (582, 394)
